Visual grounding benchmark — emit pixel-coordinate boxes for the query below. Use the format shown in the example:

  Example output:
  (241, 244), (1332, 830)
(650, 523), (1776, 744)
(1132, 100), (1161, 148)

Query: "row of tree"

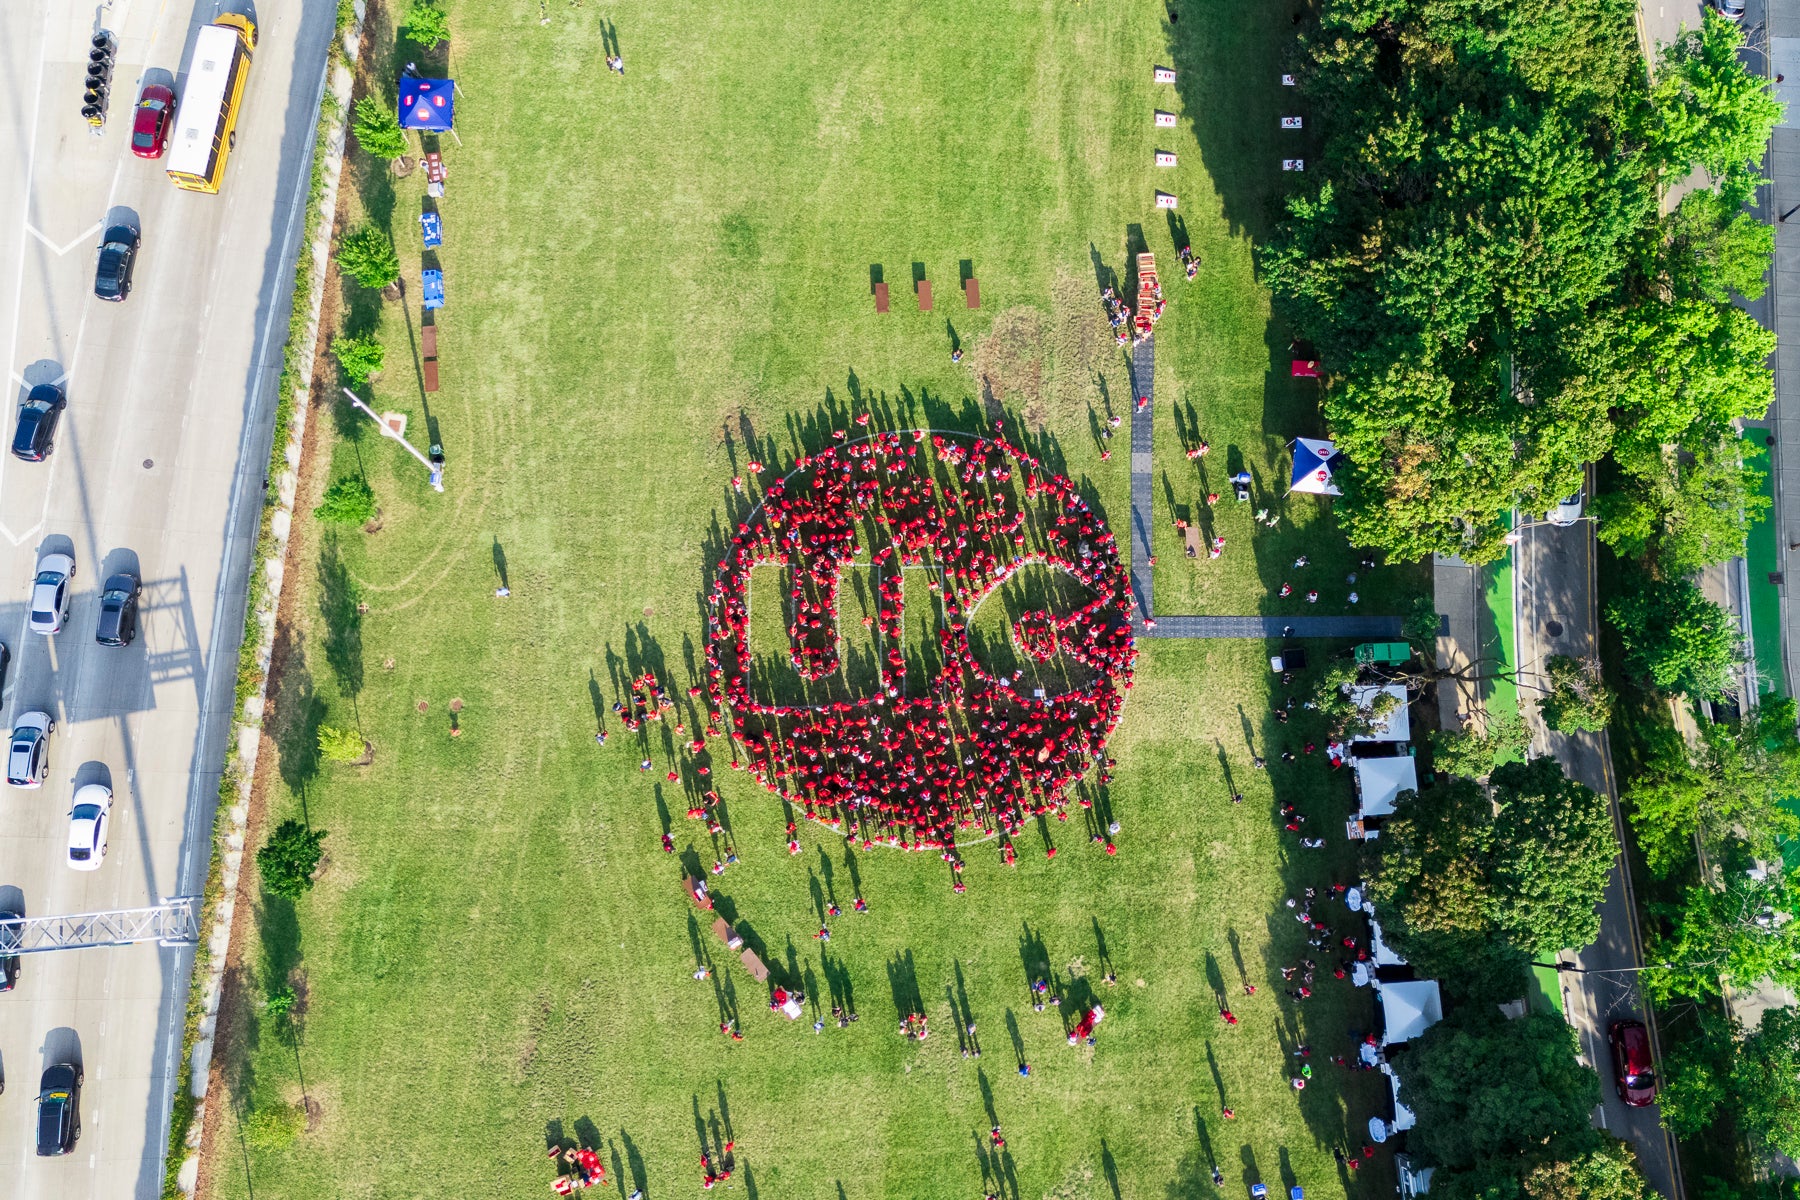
(1266, 0), (1778, 569)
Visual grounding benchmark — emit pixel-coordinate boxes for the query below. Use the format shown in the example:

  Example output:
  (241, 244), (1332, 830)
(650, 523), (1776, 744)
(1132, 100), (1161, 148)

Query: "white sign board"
(1281, 116), (1303, 129)
(1155, 151), (1177, 167)
(1155, 191), (1178, 209)
(1154, 110), (1177, 127)
(1282, 159), (1305, 171)
(1153, 66), (1177, 83)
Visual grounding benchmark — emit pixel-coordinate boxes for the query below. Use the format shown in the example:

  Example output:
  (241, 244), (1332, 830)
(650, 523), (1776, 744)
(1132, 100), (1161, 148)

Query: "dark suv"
(11, 384), (64, 462)
(95, 573), (140, 647)
(35, 1063), (80, 1156)
(93, 226), (139, 302)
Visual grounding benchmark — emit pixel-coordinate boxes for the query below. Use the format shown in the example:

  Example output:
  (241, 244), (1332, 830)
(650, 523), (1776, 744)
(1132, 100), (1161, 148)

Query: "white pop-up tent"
(1350, 684), (1411, 743)
(1369, 916), (1407, 966)
(1354, 755), (1419, 817)
(1379, 979), (1444, 1045)
(1389, 1071), (1417, 1131)
(1289, 437), (1344, 495)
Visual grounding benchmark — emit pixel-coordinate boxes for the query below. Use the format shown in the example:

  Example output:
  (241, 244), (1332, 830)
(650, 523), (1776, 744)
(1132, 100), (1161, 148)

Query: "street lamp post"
(340, 387), (444, 493)
(1532, 960), (1674, 975)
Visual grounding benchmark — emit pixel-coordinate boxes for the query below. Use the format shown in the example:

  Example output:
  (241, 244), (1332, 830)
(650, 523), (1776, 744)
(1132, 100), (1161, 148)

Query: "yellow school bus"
(165, 14), (257, 194)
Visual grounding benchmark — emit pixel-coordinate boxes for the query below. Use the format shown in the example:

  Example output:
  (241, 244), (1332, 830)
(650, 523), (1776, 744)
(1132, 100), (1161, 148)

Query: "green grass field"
(210, 2), (1426, 1197)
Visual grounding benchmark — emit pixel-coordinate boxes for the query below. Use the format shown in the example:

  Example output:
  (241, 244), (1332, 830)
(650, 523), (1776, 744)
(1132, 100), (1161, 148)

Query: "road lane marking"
(22, 222), (102, 259)
(2, 10), (48, 428)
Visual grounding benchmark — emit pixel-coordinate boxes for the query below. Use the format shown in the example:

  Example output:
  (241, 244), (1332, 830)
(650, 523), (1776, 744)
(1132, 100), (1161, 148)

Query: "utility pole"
(340, 387), (444, 492)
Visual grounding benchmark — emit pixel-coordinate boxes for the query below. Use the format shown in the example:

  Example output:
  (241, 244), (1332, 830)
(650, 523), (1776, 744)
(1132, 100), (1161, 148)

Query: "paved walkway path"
(1123, 335), (1401, 641)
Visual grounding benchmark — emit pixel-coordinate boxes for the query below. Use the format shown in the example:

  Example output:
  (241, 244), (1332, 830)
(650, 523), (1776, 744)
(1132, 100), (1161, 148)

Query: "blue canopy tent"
(1288, 437), (1345, 496)
(399, 78), (456, 131)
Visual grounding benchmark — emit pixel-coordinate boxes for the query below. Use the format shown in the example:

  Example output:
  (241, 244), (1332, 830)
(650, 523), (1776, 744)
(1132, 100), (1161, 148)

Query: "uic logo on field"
(700, 430), (1136, 853)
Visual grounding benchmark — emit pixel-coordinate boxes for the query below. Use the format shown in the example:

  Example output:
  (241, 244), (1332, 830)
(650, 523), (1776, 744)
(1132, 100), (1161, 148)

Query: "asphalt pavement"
(0, 1), (331, 1196)
(1514, 512), (1682, 1200)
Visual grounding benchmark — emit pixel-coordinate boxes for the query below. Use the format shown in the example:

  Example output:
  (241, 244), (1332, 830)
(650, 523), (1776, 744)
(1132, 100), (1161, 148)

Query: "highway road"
(0, 1), (331, 1196)
(1514, 510), (1682, 1200)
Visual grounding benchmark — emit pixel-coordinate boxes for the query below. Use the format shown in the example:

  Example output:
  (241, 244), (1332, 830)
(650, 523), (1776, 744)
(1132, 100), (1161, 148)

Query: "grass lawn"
(208, 1), (1425, 1197)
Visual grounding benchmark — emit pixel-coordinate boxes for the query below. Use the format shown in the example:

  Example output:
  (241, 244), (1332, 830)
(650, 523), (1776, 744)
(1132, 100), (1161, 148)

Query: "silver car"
(1547, 491), (1585, 528)
(28, 553), (74, 635)
(6, 711), (53, 789)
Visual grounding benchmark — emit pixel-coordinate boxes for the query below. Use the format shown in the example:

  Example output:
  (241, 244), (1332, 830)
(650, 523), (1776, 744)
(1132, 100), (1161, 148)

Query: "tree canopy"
(1402, 1010), (1602, 1171)
(1265, 0), (1779, 562)
(1371, 757), (1614, 968)
(1732, 1006), (1800, 1159)
(1605, 573), (1740, 697)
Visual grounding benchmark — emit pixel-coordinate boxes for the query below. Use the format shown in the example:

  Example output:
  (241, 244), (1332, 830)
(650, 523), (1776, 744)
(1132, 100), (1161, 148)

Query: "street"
(1514, 513), (1682, 1200)
(0, 1), (331, 1197)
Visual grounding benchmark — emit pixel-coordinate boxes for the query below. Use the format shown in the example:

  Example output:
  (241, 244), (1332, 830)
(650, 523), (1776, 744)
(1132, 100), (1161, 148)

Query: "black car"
(93, 225), (139, 302)
(35, 1063), (80, 1156)
(95, 572), (140, 647)
(0, 910), (18, 992)
(11, 384), (64, 462)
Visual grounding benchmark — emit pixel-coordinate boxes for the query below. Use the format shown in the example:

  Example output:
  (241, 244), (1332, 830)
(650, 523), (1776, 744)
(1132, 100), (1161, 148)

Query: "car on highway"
(1547, 490), (1585, 527)
(66, 783), (112, 872)
(95, 572), (140, 647)
(130, 84), (176, 158)
(34, 1063), (80, 1156)
(1608, 1019), (1658, 1107)
(11, 383), (65, 463)
(28, 552), (75, 635)
(0, 909), (18, 992)
(93, 225), (140, 302)
(6, 712), (53, 789)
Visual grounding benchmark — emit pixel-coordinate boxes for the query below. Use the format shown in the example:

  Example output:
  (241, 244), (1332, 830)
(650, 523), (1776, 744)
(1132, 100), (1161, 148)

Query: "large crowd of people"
(701, 430), (1137, 859)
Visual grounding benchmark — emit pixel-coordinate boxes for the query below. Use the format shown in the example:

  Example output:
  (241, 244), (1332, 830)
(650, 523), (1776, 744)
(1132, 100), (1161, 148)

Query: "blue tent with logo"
(1289, 437), (1345, 496)
(399, 78), (456, 131)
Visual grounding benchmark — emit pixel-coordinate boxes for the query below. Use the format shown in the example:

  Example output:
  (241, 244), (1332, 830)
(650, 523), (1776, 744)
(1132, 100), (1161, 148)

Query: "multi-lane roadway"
(0, 1), (330, 1195)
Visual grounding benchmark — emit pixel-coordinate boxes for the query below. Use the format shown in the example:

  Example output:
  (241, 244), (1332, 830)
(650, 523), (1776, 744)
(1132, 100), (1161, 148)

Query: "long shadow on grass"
(317, 534), (364, 712)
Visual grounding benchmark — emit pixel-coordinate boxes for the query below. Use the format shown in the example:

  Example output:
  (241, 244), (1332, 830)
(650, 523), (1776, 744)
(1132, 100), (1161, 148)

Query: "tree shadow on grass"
(316, 534), (363, 711)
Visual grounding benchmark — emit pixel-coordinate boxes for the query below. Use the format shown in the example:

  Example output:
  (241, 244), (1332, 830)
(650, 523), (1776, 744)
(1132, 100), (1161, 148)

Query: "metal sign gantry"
(0, 897), (201, 955)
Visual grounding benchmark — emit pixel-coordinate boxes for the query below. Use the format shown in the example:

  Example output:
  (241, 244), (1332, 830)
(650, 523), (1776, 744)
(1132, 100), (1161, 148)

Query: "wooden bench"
(740, 948), (770, 982)
(422, 324), (438, 358)
(917, 278), (932, 311)
(874, 281), (890, 313)
(964, 277), (979, 308)
(423, 359), (440, 392)
(1184, 524), (1202, 558)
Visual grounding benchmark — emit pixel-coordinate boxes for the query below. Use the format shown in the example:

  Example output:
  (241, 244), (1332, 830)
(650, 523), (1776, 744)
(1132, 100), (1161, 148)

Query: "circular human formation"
(703, 429), (1137, 855)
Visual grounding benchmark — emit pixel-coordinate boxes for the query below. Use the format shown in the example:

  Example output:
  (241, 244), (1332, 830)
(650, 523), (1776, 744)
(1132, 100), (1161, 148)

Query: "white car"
(1547, 491), (1585, 528)
(28, 552), (75, 635)
(65, 783), (112, 871)
(6, 711), (53, 789)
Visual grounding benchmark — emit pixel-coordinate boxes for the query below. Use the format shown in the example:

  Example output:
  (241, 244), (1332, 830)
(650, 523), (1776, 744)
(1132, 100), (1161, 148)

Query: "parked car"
(34, 1063), (80, 1156)
(11, 384), (64, 463)
(28, 552), (74, 635)
(1608, 1019), (1658, 1107)
(66, 783), (112, 872)
(95, 573), (139, 647)
(1548, 490), (1585, 527)
(1712, 0), (1745, 20)
(0, 909), (19, 992)
(93, 225), (139, 302)
(130, 84), (175, 159)
(6, 712), (53, 789)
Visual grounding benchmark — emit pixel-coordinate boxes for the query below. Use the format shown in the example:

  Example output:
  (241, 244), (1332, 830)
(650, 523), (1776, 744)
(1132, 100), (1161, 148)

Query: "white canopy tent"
(1389, 1071), (1417, 1130)
(1369, 917), (1406, 966)
(1379, 979), (1444, 1045)
(1350, 684), (1411, 743)
(1354, 755), (1418, 817)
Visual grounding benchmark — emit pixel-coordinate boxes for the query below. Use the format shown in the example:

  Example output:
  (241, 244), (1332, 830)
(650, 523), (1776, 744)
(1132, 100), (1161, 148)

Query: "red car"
(1608, 1020), (1657, 1107)
(130, 85), (175, 159)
